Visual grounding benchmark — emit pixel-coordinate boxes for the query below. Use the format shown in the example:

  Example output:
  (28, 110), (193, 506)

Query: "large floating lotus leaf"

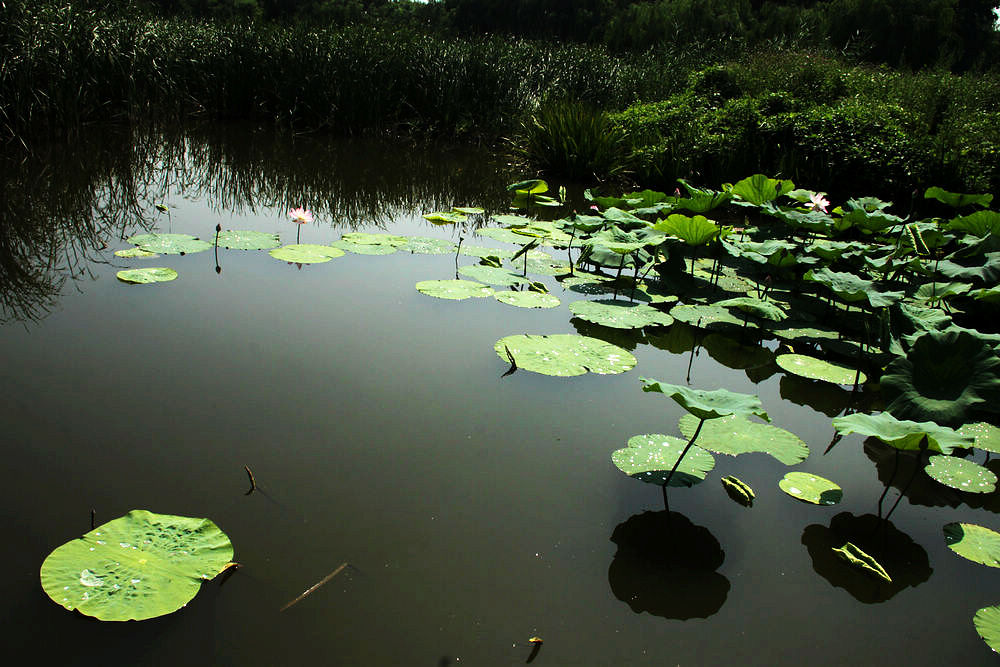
(775, 354), (866, 385)
(215, 230), (280, 250)
(494, 291), (560, 309)
(524, 257), (572, 276)
(641, 379), (770, 421)
(779, 472), (843, 505)
(331, 240), (397, 255)
(956, 422), (1000, 454)
(269, 244), (345, 263)
(832, 412), (972, 454)
(881, 329), (1000, 426)
(669, 303), (745, 330)
(944, 523), (1000, 567)
(947, 210), (1000, 237)
(731, 174), (794, 205)
(476, 227), (535, 245)
(584, 227), (647, 254)
(653, 214), (720, 246)
(128, 233), (212, 255)
(512, 220), (573, 244)
(114, 248), (158, 258)
(716, 296), (787, 322)
(415, 279), (493, 300)
(402, 237), (456, 255)
(459, 244), (513, 260)
(422, 211), (467, 224)
(491, 214), (533, 227)
(39, 510), (233, 621)
(925, 186), (993, 209)
(452, 206), (484, 215)
(340, 232), (408, 246)
(458, 264), (530, 286)
(767, 322), (841, 344)
(494, 334), (636, 376)
(925, 456), (997, 493)
(569, 299), (674, 329)
(975, 606), (1000, 653)
(832, 542), (891, 583)
(612, 434), (716, 487)
(679, 414), (808, 464)
(804, 268), (904, 307)
(116, 268), (178, 284)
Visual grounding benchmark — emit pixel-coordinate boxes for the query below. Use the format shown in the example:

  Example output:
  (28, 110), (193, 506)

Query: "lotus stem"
(663, 417), (705, 489)
(91, 508), (96, 530)
(613, 253), (626, 299)
(244, 465), (257, 495)
(884, 438), (928, 523)
(567, 222), (577, 276)
(877, 449), (899, 518)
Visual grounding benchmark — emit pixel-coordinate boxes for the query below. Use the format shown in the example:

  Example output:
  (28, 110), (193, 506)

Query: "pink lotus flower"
(806, 193), (830, 214)
(288, 207), (313, 225)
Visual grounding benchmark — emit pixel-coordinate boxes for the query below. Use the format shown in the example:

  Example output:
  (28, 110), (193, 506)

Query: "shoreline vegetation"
(2, 0), (999, 199)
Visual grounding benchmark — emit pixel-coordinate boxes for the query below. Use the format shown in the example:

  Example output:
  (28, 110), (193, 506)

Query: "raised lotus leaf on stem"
(944, 523), (1000, 568)
(924, 455), (997, 493)
(832, 412), (972, 454)
(652, 214), (720, 247)
(803, 267), (904, 308)
(925, 186), (993, 209)
(730, 174), (795, 206)
(779, 471), (843, 505)
(679, 414), (808, 465)
(494, 334), (636, 376)
(641, 379), (770, 422)
(612, 434), (716, 487)
(115, 268), (178, 284)
(946, 210), (1000, 237)
(39, 510), (234, 621)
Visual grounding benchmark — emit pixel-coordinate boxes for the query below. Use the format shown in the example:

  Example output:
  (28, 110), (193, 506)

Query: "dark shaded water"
(1, 125), (999, 665)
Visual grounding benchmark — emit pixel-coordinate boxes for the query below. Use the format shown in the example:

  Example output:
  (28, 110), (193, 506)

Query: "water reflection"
(0, 123), (513, 323)
(801, 512), (931, 604)
(570, 318), (645, 351)
(608, 510), (729, 620)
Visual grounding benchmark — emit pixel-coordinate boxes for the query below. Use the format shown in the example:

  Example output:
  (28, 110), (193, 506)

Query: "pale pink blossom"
(288, 207), (313, 225)
(806, 193), (830, 214)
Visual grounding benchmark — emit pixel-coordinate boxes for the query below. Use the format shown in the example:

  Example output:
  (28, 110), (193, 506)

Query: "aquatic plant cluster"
(40, 171), (1000, 652)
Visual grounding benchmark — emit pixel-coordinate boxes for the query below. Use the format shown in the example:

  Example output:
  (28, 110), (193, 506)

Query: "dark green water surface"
(1, 125), (998, 665)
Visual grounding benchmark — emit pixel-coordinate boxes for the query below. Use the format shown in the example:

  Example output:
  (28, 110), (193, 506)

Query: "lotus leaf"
(679, 414), (807, 464)
(669, 304), (745, 330)
(115, 268), (178, 284)
(653, 214), (720, 246)
(944, 523), (1000, 567)
(114, 248), (158, 258)
(975, 605), (1000, 653)
(956, 422), (1000, 454)
(269, 244), (345, 263)
(779, 472), (843, 505)
(775, 354), (866, 385)
(524, 257), (572, 276)
(452, 206), (484, 215)
(476, 227), (535, 245)
(569, 299), (674, 330)
(332, 240), (398, 255)
(214, 230), (280, 250)
(832, 542), (891, 583)
(731, 174), (794, 205)
(39, 510), (233, 621)
(584, 227), (647, 254)
(881, 329), (1000, 426)
(415, 279), (494, 300)
(422, 211), (467, 224)
(913, 282), (972, 303)
(804, 268), (904, 307)
(494, 334), (637, 376)
(641, 379), (770, 421)
(128, 233), (212, 255)
(491, 214), (532, 227)
(512, 220), (572, 244)
(566, 280), (651, 302)
(925, 455), (997, 493)
(494, 291), (560, 309)
(925, 186), (993, 208)
(717, 297), (787, 322)
(458, 265), (530, 286)
(832, 412), (972, 454)
(601, 207), (647, 229)
(701, 334), (774, 370)
(402, 237), (456, 255)
(975, 286), (1000, 303)
(560, 213), (605, 232)
(947, 211), (1000, 237)
(767, 323), (841, 344)
(612, 434), (716, 487)
(935, 254), (1000, 285)
(340, 232), (408, 246)
(459, 244), (513, 260)
(720, 476), (754, 506)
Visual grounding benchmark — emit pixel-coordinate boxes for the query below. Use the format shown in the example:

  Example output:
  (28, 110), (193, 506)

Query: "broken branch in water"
(280, 562), (349, 612)
(244, 465), (257, 495)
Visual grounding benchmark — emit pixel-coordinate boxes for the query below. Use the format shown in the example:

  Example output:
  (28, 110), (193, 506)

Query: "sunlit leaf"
(832, 542), (891, 583)
(569, 299), (674, 329)
(925, 456), (997, 493)
(641, 379), (770, 421)
(494, 334), (636, 376)
(612, 434), (716, 487)
(128, 233), (212, 255)
(415, 279), (493, 300)
(944, 523), (1000, 568)
(779, 472), (843, 505)
(679, 414), (807, 464)
(775, 354), (866, 385)
(115, 268), (178, 284)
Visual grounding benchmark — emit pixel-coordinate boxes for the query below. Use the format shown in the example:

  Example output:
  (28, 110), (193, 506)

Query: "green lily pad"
(804, 268), (904, 307)
(524, 257), (573, 276)
(340, 232), (408, 246)
(494, 291), (560, 309)
(331, 240), (398, 255)
(269, 244), (345, 263)
(925, 186), (993, 209)
(476, 227), (535, 245)
(459, 245), (513, 260)
(925, 456), (998, 493)
(717, 297), (787, 322)
(402, 237), (456, 254)
(956, 422), (1000, 454)
(974, 605), (1000, 653)
(215, 230), (280, 250)
(832, 542), (892, 583)
(776, 354), (866, 385)
(494, 334), (637, 376)
(422, 211), (467, 224)
(458, 265), (530, 286)
(612, 434), (716, 487)
(832, 412), (972, 454)
(652, 214), (720, 246)
(115, 268), (178, 284)
(669, 303), (745, 330)
(731, 174), (794, 205)
(39, 510), (233, 621)
(944, 523), (1000, 567)
(678, 414), (808, 465)
(415, 279), (494, 300)
(701, 334), (774, 370)
(127, 233), (212, 255)
(779, 472), (843, 505)
(641, 379), (770, 421)
(114, 248), (158, 258)
(913, 281), (972, 304)
(720, 475), (755, 506)
(569, 299), (674, 329)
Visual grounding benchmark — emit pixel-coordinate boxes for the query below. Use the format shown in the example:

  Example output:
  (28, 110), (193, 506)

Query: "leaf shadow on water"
(607, 511), (730, 620)
(779, 374), (856, 418)
(570, 318), (645, 352)
(864, 440), (1000, 513)
(801, 512), (932, 604)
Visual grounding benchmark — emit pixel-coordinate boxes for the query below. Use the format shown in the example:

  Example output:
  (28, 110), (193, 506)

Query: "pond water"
(2, 125), (999, 665)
